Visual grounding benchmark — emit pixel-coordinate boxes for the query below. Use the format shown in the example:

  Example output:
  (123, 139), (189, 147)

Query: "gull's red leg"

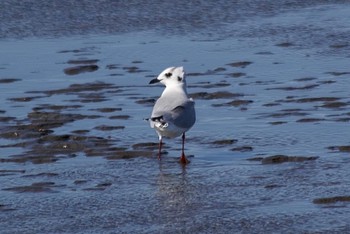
(179, 133), (190, 164)
(158, 138), (162, 160)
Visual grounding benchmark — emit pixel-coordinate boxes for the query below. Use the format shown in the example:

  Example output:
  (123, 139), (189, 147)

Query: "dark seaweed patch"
(261, 155), (318, 164)
(0, 116), (16, 122)
(7, 154), (70, 165)
(84, 146), (127, 157)
(190, 82), (231, 89)
(320, 102), (348, 109)
(64, 65), (99, 75)
(106, 64), (120, 70)
(3, 182), (60, 193)
(0, 78), (22, 83)
(293, 77), (317, 82)
(27, 111), (86, 127)
(71, 130), (90, 134)
(92, 107), (122, 113)
(212, 99), (253, 107)
(23, 172), (59, 177)
(83, 182), (113, 191)
(74, 180), (88, 185)
(132, 142), (159, 150)
(226, 61), (252, 68)
(231, 146), (253, 152)
(326, 71), (350, 76)
(132, 60), (143, 64)
(58, 47), (96, 54)
(246, 157), (264, 161)
(255, 51), (274, 55)
(94, 125), (125, 131)
(135, 98), (156, 106)
(122, 66), (148, 73)
(33, 82), (116, 96)
(210, 139), (238, 146)
(261, 109), (309, 118)
(264, 184), (283, 189)
(317, 80), (336, 85)
(227, 72), (246, 78)
(0, 169), (26, 176)
(333, 117), (350, 122)
(327, 145), (350, 152)
(0, 204), (16, 212)
(267, 84), (319, 91)
(313, 196), (350, 204)
(295, 97), (340, 103)
(75, 93), (108, 103)
(106, 150), (154, 160)
(67, 59), (99, 64)
(109, 115), (130, 120)
(187, 69), (218, 77)
(0, 104), (124, 163)
(329, 43), (349, 49)
(275, 42), (295, 47)
(8, 96), (46, 102)
(0, 111), (88, 140)
(82, 182), (113, 191)
(269, 121), (288, 125)
(191, 91), (243, 100)
(33, 104), (83, 111)
(263, 102), (281, 107)
(296, 118), (325, 123)
(213, 67), (227, 72)
(186, 72), (205, 77)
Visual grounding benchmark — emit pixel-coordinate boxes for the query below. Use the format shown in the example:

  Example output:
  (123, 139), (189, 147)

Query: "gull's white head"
(149, 66), (186, 87)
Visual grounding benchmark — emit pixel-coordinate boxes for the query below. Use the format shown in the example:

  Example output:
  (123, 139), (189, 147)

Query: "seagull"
(148, 66), (196, 164)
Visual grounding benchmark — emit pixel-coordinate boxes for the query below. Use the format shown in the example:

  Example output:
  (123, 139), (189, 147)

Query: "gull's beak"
(149, 78), (160, 84)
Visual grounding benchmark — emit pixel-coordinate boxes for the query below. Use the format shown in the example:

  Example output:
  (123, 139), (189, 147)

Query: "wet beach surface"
(1, 1), (350, 233)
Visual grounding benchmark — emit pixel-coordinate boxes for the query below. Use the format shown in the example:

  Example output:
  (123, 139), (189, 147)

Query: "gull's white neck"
(161, 83), (188, 97)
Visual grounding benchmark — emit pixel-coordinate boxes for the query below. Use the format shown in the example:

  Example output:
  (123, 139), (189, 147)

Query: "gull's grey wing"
(170, 100), (195, 129)
(151, 98), (195, 129)
(151, 94), (187, 119)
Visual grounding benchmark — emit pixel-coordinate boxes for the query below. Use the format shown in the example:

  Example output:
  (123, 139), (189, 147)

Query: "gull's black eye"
(165, 72), (172, 78)
(177, 76), (182, 81)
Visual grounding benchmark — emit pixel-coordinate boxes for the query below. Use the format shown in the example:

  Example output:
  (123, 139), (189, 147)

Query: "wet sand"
(1, 1), (350, 233)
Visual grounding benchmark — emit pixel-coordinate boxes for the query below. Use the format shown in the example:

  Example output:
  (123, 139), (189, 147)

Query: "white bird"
(148, 66), (196, 164)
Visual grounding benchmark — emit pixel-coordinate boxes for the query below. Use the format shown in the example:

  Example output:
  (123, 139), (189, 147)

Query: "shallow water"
(1, 1), (350, 233)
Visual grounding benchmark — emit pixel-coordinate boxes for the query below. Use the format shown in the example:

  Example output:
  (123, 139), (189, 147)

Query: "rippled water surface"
(1, 1), (350, 233)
